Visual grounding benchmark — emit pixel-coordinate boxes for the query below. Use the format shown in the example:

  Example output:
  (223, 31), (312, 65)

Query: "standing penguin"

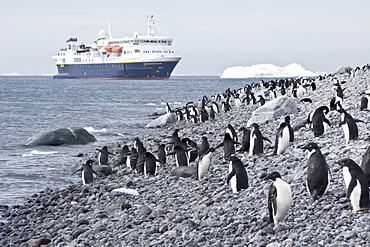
(157, 144), (167, 165)
(167, 146), (189, 167)
(74, 160), (99, 185)
(238, 127), (251, 152)
(307, 106), (331, 137)
(196, 148), (216, 180)
(198, 136), (210, 159)
(116, 145), (129, 166)
(360, 91), (370, 111)
(226, 155), (249, 193)
(96, 146), (110, 165)
(216, 133), (240, 161)
(361, 146), (370, 186)
(249, 123), (272, 156)
(143, 151), (163, 176)
(302, 143), (331, 200)
(337, 108), (364, 143)
(265, 172), (292, 226)
(226, 124), (238, 142)
(336, 158), (369, 212)
(274, 116), (294, 155)
(128, 147), (138, 171)
(169, 129), (181, 147)
(183, 138), (199, 162)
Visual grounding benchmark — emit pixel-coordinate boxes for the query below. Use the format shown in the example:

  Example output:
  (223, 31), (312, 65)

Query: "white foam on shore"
(22, 150), (58, 156)
(84, 127), (107, 133)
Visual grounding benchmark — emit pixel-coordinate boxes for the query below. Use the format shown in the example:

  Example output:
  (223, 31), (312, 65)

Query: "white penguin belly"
(249, 135), (256, 156)
(350, 180), (361, 211)
(342, 123), (350, 143)
(274, 179), (292, 224)
(198, 154), (211, 180)
(277, 127), (290, 154)
(82, 171), (86, 185)
(229, 163), (237, 193)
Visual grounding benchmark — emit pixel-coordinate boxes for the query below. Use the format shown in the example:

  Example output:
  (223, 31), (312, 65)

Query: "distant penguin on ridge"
(265, 172), (292, 226)
(336, 158), (369, 212)
(302, 142), (331, 200)
(226, 155), (249, 193)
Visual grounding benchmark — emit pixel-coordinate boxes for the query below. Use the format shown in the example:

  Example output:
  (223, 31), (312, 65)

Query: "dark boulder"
(25, 127), (97, 146)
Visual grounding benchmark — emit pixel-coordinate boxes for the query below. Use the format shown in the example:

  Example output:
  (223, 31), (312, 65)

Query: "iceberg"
(220, 63), (318, 78)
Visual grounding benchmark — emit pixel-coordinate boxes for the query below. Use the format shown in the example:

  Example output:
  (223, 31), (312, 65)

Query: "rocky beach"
(1, 65), (369, 247)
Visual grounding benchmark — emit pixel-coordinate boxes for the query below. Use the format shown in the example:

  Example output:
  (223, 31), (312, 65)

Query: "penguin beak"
(335, 160), (344, 167)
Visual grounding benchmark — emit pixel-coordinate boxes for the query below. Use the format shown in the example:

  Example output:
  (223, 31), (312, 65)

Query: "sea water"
(0, 75), (258, 206)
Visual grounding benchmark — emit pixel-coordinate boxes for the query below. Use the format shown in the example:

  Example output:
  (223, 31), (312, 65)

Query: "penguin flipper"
(268, 185), (277, 223)
(73, 168), (83, 174)
(226, 169), (236, 185)
(214, 143), (224, 150)
(354, 119), (365, 123)
(346, 177), (357, 200)
(323, 118), (331, 127)
(263, 136), (272, 144)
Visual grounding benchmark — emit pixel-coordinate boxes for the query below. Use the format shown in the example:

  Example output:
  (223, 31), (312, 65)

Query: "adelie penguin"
(157, 144), (167, 165)
(143, 151), (164, 176)
(302, 143), (331, 200)
(74, 160), (99, 185)
(198, 136), (210, 158)
(96, 146), (112, 165)
(361, 146), (370, 186)
(226, 124), (238, 142)
(336, 158), (369, 212)
(273, 116), (294, 155)
(116, 145), (129, 166)
(166, 146), (189, 167)
(237, 127), (250, 152)
(215, 133), (240, 161)
(265, 172), (292, 227)
(307, 106), (331, 137)
(196, 147), (216, 180)
(226, 155), (248, 193)
(337, 108), (364, 143)
(249, 123), (272, 157)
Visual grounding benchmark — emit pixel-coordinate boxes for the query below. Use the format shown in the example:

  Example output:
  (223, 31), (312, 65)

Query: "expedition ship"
(52, 15), (181, 80)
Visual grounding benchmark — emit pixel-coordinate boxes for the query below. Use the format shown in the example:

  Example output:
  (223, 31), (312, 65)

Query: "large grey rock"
(247, 96), (299, 126)
(171, 166), (196, 178)
(24, 127), (96, 146)
(92, 165), (112, 176)
(145, 113), (176, 128)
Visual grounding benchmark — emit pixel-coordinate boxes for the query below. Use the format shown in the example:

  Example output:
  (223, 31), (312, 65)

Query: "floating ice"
(30, 150), (58, 155)
(220, 63), (319, 78)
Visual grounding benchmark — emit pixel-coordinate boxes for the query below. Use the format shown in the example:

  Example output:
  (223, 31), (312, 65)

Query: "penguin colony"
(76, 64), (370, 231)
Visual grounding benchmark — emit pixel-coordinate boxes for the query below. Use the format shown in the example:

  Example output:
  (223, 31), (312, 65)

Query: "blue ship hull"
(53, 60), (179, 80)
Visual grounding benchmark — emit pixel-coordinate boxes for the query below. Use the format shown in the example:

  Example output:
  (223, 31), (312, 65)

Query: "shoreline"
(1, 65), (369, 246)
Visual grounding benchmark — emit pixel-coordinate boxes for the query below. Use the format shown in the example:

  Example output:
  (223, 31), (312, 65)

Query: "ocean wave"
(84, 127), (107, 133)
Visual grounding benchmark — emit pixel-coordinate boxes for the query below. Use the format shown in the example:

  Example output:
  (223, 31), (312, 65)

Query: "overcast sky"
(0, 0), (369, 76)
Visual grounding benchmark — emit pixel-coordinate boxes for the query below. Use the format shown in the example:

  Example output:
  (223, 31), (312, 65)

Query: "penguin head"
(86, 159), (94, 165)
(284, 116), (291, 123)
(301, 142), (319, 152)
(265, 172), (282, 181)
(229, 155), (241, 162)
(317, 106), (329, 114)
(335, 158), (357, 168)
(250, 123), (259, 130)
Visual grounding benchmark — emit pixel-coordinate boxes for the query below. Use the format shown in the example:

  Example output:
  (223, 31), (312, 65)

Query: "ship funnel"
(108, 21), (113, 39)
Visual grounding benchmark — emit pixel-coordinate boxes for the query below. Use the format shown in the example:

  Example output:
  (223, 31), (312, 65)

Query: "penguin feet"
(274, 224), (289, 232)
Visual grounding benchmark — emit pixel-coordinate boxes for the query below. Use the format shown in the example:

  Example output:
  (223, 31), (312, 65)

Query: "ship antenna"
(147, 14), (156, 36)
(108, 21), (113, 39)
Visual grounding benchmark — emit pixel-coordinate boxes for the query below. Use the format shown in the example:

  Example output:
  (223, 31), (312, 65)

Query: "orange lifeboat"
(105, 45), (113, 52)
(112, 46), (123, 53)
